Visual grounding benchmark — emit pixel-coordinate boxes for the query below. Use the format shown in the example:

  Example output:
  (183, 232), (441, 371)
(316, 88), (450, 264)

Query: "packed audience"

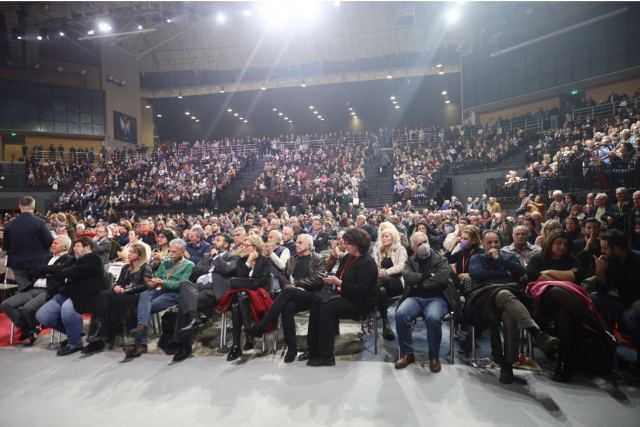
(245, 140), (370, 210)
(2, 186), (638, 385)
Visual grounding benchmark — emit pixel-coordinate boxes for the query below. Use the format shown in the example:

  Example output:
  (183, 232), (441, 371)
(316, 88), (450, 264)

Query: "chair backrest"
(104, 272), (115, 289)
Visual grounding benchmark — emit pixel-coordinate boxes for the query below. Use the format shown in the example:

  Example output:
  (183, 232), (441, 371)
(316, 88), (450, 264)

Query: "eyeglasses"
(243, 243), (255, 248)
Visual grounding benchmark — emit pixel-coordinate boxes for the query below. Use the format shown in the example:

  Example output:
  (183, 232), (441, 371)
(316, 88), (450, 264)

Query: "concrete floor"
(1, 345), (638, 427)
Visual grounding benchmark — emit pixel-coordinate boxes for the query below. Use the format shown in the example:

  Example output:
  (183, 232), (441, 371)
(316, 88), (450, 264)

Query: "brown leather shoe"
(125, 343), (148, 358)
(429, 358), (442, 373)
(394, 353), (415, 369)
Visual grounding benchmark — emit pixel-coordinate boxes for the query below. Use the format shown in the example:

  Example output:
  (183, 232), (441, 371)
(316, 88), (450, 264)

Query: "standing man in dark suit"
(36, 237), (105, 356)
(3, 196), (53, 290)
(1, 235), (73, 345)
(171, 234), (240, 362)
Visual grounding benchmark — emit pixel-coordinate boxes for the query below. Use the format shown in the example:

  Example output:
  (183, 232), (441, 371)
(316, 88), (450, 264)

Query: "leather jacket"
(279, 252), (327, 292)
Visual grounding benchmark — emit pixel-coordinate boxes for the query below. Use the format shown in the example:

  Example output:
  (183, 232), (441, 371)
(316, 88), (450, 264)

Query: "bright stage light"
(87, 30), (95, 35)
(446, 9), (460, 24)
(390, 96), (396, 100)
(97, 22), (112, 33)
(36, 35), (43, 41)
(261, 86), (266, 90)
(441, 90), (447, 95)
(309, 106), (314, 109)
(313, 111), (318, 115)
(185, 111), (190, 115)
(278, 112), (283, 116)
(216, 13), (227, 24)
(445, 100), (451, 104)
(262, 0), (321, 24)
(244, 120), (248, 123)
(438, 71), (445, 75)
(395, 105), (400, 109)
(227, 108), (233, 112)
(386, 74), (392, 79)
(156, 114), (162, 118)
(234, 113), (239, 117)
(243, 9), (252, 17)
(272, 108), (277, 111)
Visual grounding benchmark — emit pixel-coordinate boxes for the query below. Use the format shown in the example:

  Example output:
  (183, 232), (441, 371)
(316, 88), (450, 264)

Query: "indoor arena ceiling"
(1, 1), (470, 73)
(0, 2), (620, 84)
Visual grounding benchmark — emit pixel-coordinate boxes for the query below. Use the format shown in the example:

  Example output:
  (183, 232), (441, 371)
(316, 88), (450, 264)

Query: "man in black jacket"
(604, 187), (633, 232)
(171, 234), (239, 362)
(394, 232), (453, 373)
(3, 196), (53, 290)
(592, 229), (640, 350)
(1, 235), (73, 345)
(36, 237), (104, 356)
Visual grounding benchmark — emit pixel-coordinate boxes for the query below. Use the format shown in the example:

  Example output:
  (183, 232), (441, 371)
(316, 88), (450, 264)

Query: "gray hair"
(512, 225), (529, 235)
(190, 225), (205, 240)
(170, 238), (187, 251)
(410, 231), (428, 244)
(296, 233), (314, 251)
(55, 234), (72, 250)
(269, 229), (283, 242)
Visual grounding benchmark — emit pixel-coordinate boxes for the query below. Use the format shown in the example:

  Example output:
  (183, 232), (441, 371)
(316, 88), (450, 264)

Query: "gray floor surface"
(1, 344), (638, 427)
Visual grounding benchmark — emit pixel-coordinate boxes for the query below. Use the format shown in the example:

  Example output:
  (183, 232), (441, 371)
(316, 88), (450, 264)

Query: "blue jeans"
(35, 294), (84, 348)
(135, 289), (179, 344)
(395, 296), (448, 359)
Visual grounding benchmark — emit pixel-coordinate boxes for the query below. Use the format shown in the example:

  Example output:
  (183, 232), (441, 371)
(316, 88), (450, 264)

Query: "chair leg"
(219, 311), (228, 352)
(10, 322), (15, 345)
(373, 311), (378, 356)
(449, 312), (455, 365)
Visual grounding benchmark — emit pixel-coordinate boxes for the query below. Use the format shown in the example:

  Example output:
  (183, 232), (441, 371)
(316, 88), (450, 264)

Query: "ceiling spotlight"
(261, 86), (266, 90)
(392, 101), (398, 104)
(239, 117), (243, 120)
(314, 111), (318, 115)
(386, 74), (392, 79)
(278, 112), (283, 116)
(191, 116), (196, 119)
(156, 114), (162, 118)
(87, 29), (95, 35)
(395, 105), (400, 109)
(438, 71), (445, 75)
(318, 115), (322, 119)
(177, 95), (183, 99)
(219, 88), (225, 93)
(164, 12), (173, 24)
(390, 96), (396, 100)
(145, 105), (151, 109)
(244, 120), (248, 123)
(348, 107), (353, 111)
(227, 108), (233, 112)
(58, 31), (65, 37)
(284, 116), (288, 120)
(436, 64), (443, 68)
(321, 118), (325, 121)
(301, 83), (307, 87)
(216, 13), (227, 24)
(309, 105), (314, 109)
(289, 120), (293, 123)
(137, 25), (143, 30)
(185, 111), (190, 115)
(334, 1), (341, 6)
(97, 22), (112, 33)
(352, 116), (356, 119)
(446, 8), (461, 25)
(350, 112), (356, 116)
(441, 90), (448, 95)
(243, 9), (252, 17)
(17, 35), (23, 40)
(445, 100), (451, 104)
(136, 16), (145, 30)
(272, 108), (277, 111)
(196, 119), (200, 122)
(234, 113), (239, 117)
(166, 18), (172, 23)
(36, 35), (43, 41)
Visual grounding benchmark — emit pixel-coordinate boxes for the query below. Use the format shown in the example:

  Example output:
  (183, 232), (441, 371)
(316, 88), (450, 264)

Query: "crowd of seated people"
(393, 126), (524, 203)
(245, 140), (370, 210)
(2, 183), (638, 386)
(510, 93), (640, 196)
(38, 145), (256, 215)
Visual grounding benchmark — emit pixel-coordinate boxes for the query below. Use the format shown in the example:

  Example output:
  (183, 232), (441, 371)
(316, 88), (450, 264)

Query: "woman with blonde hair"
(373, 222), (408, 340)
(535, 219), (562, 247)
(225, 234), (271, 361)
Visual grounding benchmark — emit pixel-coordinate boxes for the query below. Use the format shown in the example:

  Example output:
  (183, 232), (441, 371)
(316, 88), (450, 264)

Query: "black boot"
(284, 341), (297, 363)
(382, 317), (395, 341)
(227, 300), (243, 362)
(87, 320), (106, 343)
(245, 322), (266, 338)
(552, 360), (573, 383)
(499, 364), (514, 384)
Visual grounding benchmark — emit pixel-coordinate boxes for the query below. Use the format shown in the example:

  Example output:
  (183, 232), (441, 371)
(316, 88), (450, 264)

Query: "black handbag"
(315, 287), (341, 303)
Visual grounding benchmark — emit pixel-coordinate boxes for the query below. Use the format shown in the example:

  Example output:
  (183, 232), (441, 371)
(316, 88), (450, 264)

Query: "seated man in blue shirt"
(185, 225), (212, 265)
(465, 230), (558, 384)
